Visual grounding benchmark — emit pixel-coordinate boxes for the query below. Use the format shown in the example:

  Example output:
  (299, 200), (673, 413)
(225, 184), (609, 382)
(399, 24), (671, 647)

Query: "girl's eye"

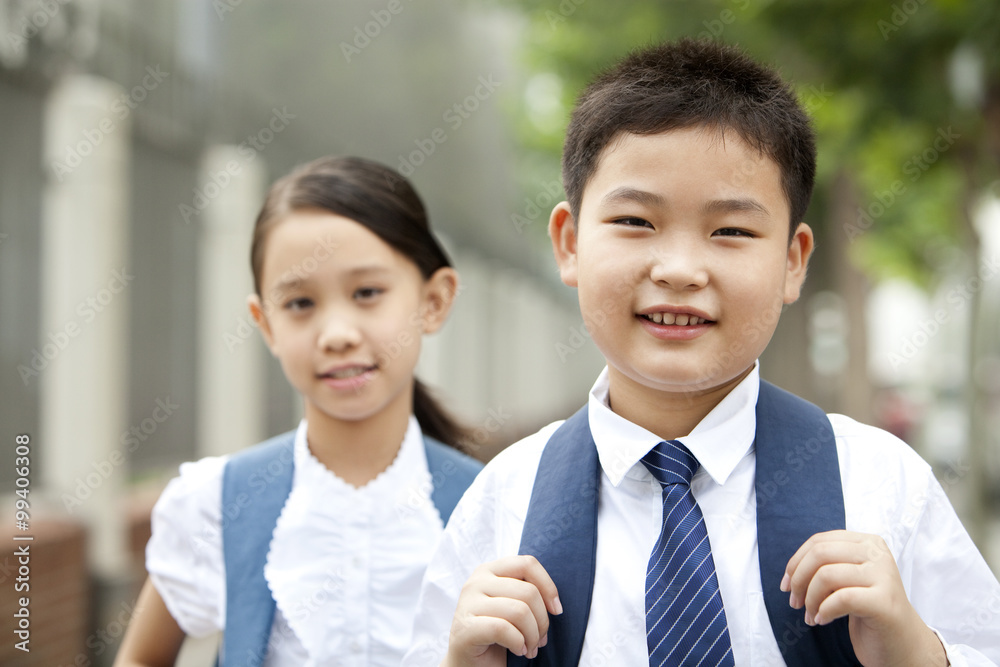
(611, 216), (654, 229)
(713, 227), (755, 238)
(354, 287), (384, 302)
(284, 297), (314, 312)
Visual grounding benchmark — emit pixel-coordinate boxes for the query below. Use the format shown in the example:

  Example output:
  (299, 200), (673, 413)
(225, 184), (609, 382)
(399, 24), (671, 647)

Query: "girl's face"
(249, 209), (457, 428)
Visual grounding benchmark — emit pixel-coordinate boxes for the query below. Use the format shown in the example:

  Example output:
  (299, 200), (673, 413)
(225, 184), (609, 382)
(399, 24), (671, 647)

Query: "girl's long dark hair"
(251, 155), (470, 450)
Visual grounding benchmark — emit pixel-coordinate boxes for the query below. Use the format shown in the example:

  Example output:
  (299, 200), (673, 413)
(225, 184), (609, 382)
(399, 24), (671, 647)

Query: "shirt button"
(352, 555), (364, 568)
(350, 640), (362, 653)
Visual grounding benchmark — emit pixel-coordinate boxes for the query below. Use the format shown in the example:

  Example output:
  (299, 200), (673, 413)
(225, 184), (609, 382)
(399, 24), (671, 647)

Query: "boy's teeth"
(643, 313), (705, 325)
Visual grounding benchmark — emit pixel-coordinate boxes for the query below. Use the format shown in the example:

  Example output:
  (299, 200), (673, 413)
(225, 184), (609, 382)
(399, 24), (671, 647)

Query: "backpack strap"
(219, 430), (481, 665)
(755, 381), (861, 666)
(509, 407), (598, 667)
(423, 436), (483, 525)
(510, 381), (861, 666)
(220, 431), (296, 667)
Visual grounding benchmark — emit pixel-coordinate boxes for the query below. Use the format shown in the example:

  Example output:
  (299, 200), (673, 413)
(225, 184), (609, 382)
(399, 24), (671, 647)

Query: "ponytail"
(413, 378), (472, 453)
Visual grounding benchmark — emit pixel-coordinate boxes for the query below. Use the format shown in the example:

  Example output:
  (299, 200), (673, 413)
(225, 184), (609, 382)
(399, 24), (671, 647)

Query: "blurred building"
(0, 1), (602, 664)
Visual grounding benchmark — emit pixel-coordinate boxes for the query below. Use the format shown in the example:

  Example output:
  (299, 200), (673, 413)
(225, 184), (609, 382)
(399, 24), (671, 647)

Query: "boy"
(404, 40), (1000, 666)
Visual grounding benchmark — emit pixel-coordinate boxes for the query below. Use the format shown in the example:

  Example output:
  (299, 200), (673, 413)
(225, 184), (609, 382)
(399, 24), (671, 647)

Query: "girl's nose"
(317, 311), (362, 352)
(647, 240), (709, 290)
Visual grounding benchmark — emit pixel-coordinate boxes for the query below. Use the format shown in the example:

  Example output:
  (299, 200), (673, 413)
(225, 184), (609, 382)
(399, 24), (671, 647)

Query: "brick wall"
(1, 519), (88, 667)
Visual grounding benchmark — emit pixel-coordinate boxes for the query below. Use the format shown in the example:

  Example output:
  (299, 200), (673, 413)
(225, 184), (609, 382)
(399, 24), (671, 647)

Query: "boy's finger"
(472, 596), (544, 655)
(800, 561), (870, 621)
(485, 555), (563, 615)
(786, 541), (869, 607)
(456, 614), (533, 658)
(478, 576), (552, 640)
(781, 530), (867, 592)
(812, 586), (871, 626)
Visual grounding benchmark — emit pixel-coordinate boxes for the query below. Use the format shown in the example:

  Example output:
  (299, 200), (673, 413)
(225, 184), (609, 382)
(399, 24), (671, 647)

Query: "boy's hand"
(782, 530), (948, 667)
(443, 555), (562, 667)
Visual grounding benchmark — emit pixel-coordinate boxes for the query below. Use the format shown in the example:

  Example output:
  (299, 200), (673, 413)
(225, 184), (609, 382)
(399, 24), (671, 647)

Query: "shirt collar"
(589, 362), (759, 488)
(292, 414), (426, 494)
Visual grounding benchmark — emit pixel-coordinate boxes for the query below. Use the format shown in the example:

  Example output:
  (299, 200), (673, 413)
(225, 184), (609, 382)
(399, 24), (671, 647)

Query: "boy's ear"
(421, 267), (459, 334)
(247, 294), (277, 353)
(783, 222), (815, 304)
(549, 201), (579, 288)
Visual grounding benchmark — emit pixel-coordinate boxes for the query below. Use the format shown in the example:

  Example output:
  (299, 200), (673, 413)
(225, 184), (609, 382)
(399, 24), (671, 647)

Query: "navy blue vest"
(218, 430), (482, 667)
(509, 380), (862, 666)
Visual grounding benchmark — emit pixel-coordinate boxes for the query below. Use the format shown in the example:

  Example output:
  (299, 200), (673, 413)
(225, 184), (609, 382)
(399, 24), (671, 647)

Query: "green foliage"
(496, 0), (1000, 283)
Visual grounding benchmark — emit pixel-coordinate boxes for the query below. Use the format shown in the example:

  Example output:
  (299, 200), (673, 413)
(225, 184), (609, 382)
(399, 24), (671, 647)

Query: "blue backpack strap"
(219, 431), (296, 667)
(755, 380), (861, 666)
(423, 436), (483, 525)
(508, 407), (599, 667)
(217, 430), (480, 665)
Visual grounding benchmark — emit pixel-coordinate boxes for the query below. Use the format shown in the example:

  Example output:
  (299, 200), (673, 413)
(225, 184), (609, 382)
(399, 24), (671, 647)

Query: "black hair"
(250, 155), (469, 449)
(562, 39), (816, 238)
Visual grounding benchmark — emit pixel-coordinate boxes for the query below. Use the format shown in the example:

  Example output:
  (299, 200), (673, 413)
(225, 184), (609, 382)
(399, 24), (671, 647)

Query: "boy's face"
(549, 126), (813, 407)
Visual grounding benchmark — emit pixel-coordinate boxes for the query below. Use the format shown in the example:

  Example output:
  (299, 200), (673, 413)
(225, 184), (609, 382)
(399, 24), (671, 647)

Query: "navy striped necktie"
(641, 440), (735, 666)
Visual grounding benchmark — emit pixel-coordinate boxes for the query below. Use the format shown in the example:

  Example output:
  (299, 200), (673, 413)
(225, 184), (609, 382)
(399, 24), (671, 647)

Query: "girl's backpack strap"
(422, 436), (483, 525)
(220, 431), (296, 667)
(218, 431), (480, 665)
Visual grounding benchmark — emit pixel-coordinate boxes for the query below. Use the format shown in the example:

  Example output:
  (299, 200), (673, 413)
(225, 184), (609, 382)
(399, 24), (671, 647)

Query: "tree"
(498, 0), (1000, 544)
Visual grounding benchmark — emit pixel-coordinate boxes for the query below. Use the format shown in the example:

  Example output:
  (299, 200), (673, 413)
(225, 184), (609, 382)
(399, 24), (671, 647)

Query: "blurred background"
(1, 0), (998, 664)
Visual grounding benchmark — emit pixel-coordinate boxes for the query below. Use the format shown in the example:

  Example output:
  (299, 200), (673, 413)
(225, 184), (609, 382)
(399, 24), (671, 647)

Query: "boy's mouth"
(637, 306), (715, 326)
(639, 312), (712, 326)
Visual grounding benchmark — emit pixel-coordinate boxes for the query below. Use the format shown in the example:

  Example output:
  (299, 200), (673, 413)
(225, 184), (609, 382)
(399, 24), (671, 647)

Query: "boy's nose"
(647, 243), (709, 290)
(317, 311), (362, 351)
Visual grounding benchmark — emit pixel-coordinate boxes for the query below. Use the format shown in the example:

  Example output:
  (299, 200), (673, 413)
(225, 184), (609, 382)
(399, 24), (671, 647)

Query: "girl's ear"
(247, 293), (277, 353)
(421, 267), (459, 334)
(549, 202), (579, 287)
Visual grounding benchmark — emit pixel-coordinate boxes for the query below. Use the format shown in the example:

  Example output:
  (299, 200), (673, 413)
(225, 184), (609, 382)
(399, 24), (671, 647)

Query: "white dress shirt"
(147, 416), (446, 667)
(404, 365), (1000, 666)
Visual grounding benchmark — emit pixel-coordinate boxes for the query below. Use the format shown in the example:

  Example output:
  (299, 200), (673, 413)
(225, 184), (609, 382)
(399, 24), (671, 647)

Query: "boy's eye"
(354, 287), (385, 301)
(611, 216), (654, 229)
(284, 297), (314, 312)
(713, 227), (755, 238)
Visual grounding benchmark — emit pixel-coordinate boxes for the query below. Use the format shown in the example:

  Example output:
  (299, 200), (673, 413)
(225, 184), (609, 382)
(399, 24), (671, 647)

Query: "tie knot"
(641, 440), (698, 488)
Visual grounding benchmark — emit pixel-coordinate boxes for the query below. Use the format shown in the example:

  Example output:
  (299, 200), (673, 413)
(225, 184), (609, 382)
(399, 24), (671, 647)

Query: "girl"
(115, 156), (482, 667)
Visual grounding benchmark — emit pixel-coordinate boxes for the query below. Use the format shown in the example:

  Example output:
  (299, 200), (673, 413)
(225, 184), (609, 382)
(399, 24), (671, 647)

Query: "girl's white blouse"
(145, 417), (446, 666)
